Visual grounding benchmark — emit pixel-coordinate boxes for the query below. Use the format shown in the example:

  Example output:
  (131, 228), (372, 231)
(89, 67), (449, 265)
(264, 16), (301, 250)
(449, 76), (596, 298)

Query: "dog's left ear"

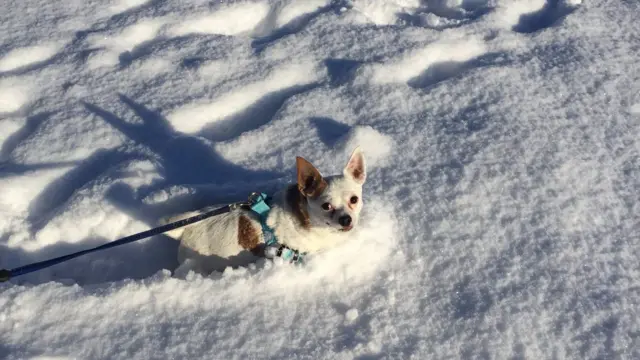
(343, 146), (366, 185)
(297, 156), (327, 198)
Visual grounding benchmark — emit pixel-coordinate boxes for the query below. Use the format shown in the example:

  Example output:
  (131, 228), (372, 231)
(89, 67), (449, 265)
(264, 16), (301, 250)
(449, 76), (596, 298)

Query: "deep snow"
(1, 0), (639, 359)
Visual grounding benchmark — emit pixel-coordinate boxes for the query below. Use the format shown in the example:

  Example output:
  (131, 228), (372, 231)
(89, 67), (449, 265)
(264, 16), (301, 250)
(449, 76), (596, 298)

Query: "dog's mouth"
(326, 222), (354, 232)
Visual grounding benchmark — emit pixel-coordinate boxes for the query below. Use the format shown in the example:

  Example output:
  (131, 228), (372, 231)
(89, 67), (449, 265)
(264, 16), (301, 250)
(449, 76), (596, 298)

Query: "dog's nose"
(338, 215), (352, 227)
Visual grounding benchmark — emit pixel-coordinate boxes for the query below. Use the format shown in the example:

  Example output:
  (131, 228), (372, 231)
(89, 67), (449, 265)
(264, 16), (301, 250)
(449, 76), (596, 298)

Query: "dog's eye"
(321, 203), (332, 211)
(350, 196), (359, 204)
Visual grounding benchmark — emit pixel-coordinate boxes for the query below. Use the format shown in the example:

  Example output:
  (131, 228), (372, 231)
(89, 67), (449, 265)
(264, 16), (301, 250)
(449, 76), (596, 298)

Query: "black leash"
(0, 200), (250, 283)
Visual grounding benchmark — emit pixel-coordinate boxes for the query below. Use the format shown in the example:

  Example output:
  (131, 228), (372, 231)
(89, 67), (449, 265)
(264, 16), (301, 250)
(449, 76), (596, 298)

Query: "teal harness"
(249, 193), (305, 264)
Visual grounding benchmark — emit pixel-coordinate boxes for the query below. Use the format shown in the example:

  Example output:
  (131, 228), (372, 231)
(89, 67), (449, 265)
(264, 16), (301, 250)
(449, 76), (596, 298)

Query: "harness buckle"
(248, 192), (264, 205)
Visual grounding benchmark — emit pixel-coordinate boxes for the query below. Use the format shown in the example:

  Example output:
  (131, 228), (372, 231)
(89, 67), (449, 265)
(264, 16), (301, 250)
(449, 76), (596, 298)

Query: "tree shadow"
(2, 94), (288, 284)
(324, 58), (362, 87)
(26, 148), (138, 231)
(95, 94), (283, 185)
(309, 116), (352, 147)
(86, 94), (288, 211)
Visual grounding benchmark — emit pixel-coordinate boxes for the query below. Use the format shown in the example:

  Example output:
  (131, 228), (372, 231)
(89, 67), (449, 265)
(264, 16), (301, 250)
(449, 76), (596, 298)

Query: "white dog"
(163, 147), (367, 275)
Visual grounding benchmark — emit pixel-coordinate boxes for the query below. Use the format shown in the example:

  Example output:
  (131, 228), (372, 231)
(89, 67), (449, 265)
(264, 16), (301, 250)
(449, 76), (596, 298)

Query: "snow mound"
(0, 43), (61, 72)
(166, 62), (322, 134)
(167, 2), (270, 37)
(0, 79), (31, 113)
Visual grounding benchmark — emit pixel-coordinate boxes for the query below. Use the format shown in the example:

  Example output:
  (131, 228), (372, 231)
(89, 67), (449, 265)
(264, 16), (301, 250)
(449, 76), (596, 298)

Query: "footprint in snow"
(109, 0), (152, 16)
(498, 0), (581, 33)
(85, 18), (167, 69)
(397, 0), (492, 30)
(0, 78), (32, 114)
(166, 2), (271, 37)
(165, 0), (330, 51)
(165, 62), (322, 140)
(0, 43), (62, 74)
(364, 37), (496, 89)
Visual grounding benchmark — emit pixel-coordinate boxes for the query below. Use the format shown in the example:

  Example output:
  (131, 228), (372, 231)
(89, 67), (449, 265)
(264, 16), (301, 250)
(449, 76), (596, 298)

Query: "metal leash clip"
(229, 192), (263, 211)
(248, 192), (265, 205)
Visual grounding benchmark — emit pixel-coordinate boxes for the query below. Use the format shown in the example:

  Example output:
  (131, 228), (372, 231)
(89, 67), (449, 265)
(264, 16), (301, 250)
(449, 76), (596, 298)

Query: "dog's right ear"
(297, 157), (327, 198)
(343, 146), (366, 185)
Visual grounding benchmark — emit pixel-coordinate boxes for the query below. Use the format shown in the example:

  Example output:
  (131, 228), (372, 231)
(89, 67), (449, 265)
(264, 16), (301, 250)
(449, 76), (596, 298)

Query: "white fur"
(162, 147), (367, 275)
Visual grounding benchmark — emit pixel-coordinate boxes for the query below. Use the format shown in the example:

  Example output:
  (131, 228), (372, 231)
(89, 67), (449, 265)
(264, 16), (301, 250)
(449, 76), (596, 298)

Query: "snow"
(167, 2), (271, 37)
(345, 308), (360, 323)
(1, 0), (639, 359)
(0, 43), (61, 73)
(275, 0), (330, 28)
(87, 19), (168, 69)
(0, 79), (31, 113)
(367, 36), (490, 84)
(166, 62), (322, 133)
(109, 0), (151, 15)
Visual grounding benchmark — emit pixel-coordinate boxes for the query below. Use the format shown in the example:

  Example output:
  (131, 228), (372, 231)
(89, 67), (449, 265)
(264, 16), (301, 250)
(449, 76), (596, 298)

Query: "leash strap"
(0, 192), (306, 283)
(0, 202), (243, 282)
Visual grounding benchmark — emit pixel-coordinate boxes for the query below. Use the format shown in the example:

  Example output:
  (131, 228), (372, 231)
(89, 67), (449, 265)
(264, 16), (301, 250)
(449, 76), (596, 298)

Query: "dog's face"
(296, 147), (366, 232)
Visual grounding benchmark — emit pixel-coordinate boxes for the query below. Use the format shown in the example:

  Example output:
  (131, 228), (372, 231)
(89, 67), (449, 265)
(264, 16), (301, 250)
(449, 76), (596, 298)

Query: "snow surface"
(1, 0), (639, 358)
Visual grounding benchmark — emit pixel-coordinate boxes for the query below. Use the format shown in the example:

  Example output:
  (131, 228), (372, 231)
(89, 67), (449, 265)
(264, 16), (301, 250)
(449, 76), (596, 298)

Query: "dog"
(163, 147), (367, 275)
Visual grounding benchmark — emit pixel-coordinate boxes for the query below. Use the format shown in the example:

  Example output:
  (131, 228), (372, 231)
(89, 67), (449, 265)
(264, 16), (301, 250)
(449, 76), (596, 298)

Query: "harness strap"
(248, 193), (277, 246)
(248, 193), (305, 263)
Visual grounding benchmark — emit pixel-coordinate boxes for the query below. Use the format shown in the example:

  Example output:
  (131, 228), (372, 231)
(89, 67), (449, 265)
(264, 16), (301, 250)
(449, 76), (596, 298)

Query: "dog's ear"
(297, 156), (327, 198)
(343, 146), (366, 184)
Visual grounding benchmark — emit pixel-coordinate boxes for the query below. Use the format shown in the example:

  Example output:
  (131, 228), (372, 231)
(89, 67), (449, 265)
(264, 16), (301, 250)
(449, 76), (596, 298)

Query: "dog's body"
(163, 148), (367, 275)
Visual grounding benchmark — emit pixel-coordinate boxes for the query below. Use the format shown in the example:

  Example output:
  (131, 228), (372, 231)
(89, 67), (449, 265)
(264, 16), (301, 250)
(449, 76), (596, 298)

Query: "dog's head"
(295, 147), (366, 232)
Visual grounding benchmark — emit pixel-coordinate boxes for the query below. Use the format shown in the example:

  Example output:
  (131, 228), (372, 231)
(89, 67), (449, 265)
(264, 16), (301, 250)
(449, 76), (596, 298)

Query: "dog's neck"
(285, 184), (311, 230)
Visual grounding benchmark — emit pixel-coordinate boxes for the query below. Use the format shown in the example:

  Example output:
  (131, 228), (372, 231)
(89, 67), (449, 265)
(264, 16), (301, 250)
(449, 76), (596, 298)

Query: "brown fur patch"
(286, 185), (312, 229)
(304, 176), (328, 199)
(238, 215), (261, 255)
